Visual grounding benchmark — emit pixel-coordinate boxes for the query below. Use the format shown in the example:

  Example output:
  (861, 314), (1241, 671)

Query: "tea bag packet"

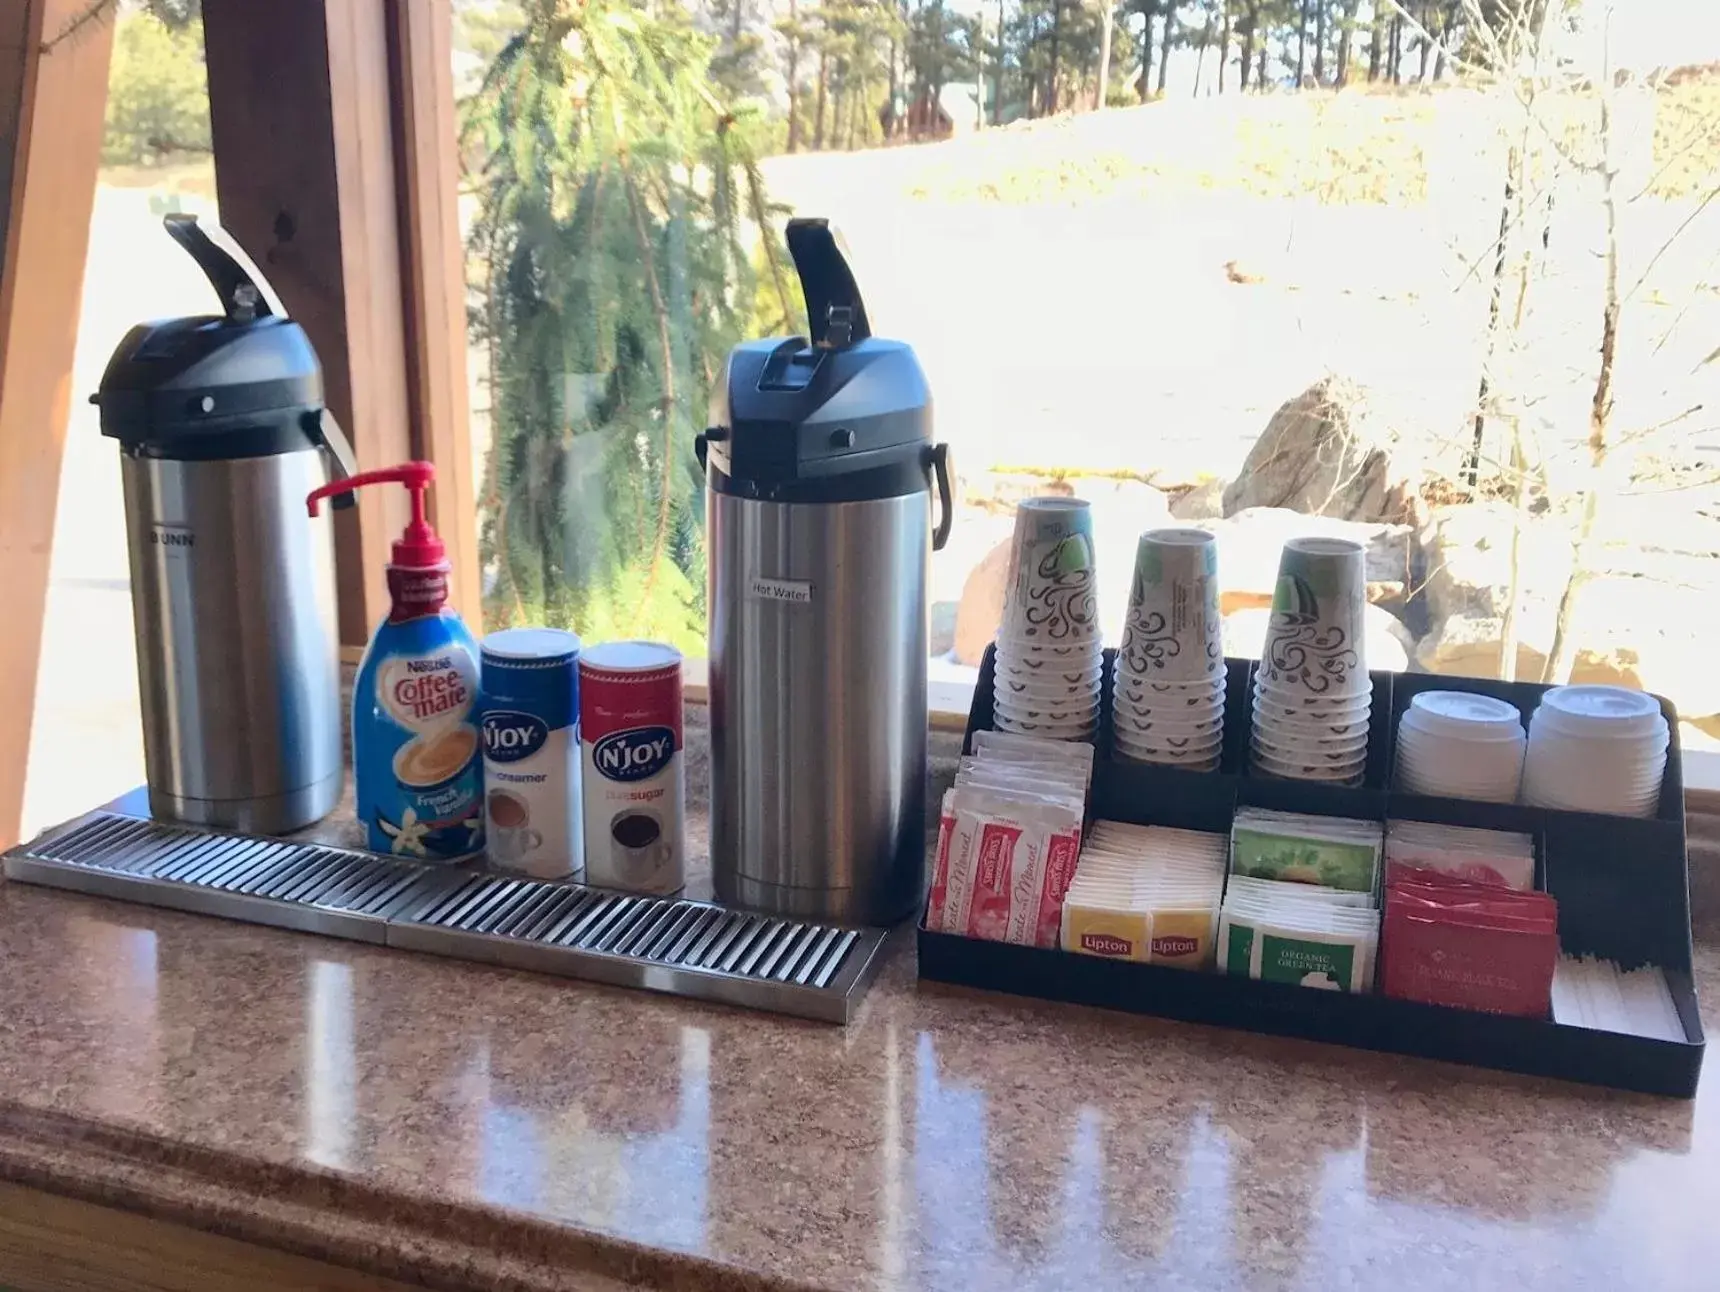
(1225, 874), (1375, 909)
(1220, 893), (1380, 991)
(1384, 820), (1535, 891)
(1060, 820), (1226, 968)
(1379, 863), (1558, 1016)
(1062, 872), (1153, 961)
(1231, 807), (1382, 896)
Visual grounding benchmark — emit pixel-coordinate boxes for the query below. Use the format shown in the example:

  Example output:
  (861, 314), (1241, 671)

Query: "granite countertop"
(3, 719), (1719, 1291)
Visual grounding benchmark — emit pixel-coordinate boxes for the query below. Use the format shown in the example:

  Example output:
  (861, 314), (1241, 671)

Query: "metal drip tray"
(3, 812), (888, 1023)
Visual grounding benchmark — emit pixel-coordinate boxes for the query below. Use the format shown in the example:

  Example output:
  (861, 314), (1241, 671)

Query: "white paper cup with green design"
(1116, 528), (1223, 684)
(997, 498), (1102, 647)
(1256, 536), (1369, 699)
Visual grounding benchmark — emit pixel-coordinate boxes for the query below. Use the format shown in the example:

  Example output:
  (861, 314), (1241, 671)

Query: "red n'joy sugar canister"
(579, 641), (685, 895)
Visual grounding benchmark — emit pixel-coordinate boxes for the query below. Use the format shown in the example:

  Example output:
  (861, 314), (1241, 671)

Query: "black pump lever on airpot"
(786, 218), (871, 350)
(163, 213), (281, 324)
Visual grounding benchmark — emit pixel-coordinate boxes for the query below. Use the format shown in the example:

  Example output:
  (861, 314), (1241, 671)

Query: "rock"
(1196, 507), (1413, 616)
(1084, 479), (1173, 631)
(1221, 376), (1420, 525)
(930, 600), (958, 658)
(1222, 604), (1414, 674)
(1416, 502), (1582, 679)
(1415, 502), (1720, 722)
(949, 481), (1170, 666)
(953, 538), (1011, 667)
(1169, 476), (1229, 521)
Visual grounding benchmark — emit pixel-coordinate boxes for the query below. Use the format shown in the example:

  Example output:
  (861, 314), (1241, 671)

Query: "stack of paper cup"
(1521, 685), (1669, 817)
(1110, 528), (1224, 771)
(1393, 691), (1527, 803)
(1249, 537), (1371, 786)
(992, 498), (1104, 742)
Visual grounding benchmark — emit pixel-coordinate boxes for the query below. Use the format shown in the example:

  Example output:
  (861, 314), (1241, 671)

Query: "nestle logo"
(593, 725), (674, 782)
(1152, 936), (1199, 957)
(1080, 932), (1132, 957)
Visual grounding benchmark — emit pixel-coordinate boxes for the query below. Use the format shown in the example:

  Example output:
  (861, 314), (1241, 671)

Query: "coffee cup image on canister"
(393, 722), (478, 790)
(609, 808), (669, 881)
(486, 789), (542, 862)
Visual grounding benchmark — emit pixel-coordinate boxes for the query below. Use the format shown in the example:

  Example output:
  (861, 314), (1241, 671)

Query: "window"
(27, 0), (215, 837)
(457, 0), (1720, 764)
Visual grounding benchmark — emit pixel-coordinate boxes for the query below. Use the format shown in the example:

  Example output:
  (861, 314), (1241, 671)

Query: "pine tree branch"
(41, 0), (117, 53)
(619, 158), (679, 630)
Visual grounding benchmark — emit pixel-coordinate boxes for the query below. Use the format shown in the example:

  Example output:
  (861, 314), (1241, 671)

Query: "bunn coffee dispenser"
(700, 219), (953, 924)
(92, 215), (355, 833)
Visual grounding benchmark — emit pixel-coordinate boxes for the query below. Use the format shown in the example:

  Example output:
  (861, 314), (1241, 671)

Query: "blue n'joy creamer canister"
(307, 462), (483, 860)
(481, 628), (582, 879)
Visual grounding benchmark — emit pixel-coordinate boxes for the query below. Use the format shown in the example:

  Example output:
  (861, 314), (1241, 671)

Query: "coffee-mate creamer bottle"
(307, 462), (483, 860)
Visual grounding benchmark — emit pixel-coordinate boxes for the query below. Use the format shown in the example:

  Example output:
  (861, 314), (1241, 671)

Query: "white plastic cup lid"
(1409, 689), (1522, 729)
(1536, 685), (1664, 736)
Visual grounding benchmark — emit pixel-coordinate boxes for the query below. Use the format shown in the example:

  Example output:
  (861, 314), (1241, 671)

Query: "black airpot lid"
(701, 219), (933, 504)
(93, 216), (333, 462)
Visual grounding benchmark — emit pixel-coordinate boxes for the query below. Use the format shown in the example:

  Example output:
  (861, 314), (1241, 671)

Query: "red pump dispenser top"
(307, 461), (449, 621)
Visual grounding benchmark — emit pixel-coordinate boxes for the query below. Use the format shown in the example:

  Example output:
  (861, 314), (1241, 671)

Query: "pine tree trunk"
(994, 0), (1006, 123)
(1257, 35), (1267, 87)
(1194, 11), (1212, 95)
(1239, 12), (1254, 90)
(1314, 0), (1327, 84)
(1390, 15), (1402, 84)
(1139, 5), (1154, 102)
(1097, 1), (1115, 109)
(1337, 0), (1358, 85)
(1047, 0), (1063, 114)
(1368, 2), (1382, 81)
(1296, 0), (1308, 87)
(1219, 2), (1230, 92)
(815, 47), (829, 148)
(1417, 2), (1434, 83)
(1157, 1), (1175, 94)
(887, 38), (898, 139)
(787, 0), (802, 152)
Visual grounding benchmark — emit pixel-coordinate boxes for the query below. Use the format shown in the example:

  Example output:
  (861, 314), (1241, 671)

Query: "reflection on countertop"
(1, 724), (1715, 1291)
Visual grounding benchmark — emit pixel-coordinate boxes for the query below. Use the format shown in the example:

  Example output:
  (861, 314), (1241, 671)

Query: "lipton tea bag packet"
(1139, 898), (1220, 970)
(1063, 900), (1152, 961)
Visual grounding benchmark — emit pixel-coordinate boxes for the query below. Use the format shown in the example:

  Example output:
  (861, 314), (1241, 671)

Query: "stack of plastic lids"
(1393, 691), (1526, 803)
(1521, 686), (1669, 818)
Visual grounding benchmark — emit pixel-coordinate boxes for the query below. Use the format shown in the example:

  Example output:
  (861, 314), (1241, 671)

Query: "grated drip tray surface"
(4, 812), (887, 1023)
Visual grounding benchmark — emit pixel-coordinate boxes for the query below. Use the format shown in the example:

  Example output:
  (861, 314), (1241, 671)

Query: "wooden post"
(387, 0), (481, 628)
(0, 1), (115, 848)
(203, 0), (480, 644)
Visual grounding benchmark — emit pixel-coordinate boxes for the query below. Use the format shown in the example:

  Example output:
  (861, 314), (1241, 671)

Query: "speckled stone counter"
(3, 718), (1718, 1291)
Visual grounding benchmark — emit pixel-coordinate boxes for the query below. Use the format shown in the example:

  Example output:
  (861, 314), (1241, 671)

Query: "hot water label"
(480, 629), (582, 881)
(579, 647), (684, 896)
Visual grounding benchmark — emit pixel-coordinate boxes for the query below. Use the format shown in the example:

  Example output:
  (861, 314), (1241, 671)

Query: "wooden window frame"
(0, 0), (479, 848)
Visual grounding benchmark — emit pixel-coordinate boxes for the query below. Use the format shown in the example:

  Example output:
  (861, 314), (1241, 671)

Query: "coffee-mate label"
(481, 629), (581, 880)
(579, 642), (684, 895)
(356, 618), (484, 861)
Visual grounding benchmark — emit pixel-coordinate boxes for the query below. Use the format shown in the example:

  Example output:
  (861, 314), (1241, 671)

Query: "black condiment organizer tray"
(917, 646), (1706, 1097)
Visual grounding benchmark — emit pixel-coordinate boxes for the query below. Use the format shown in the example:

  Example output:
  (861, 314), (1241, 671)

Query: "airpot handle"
(163, 213), (280, 323)
(786, 218), (871, 350)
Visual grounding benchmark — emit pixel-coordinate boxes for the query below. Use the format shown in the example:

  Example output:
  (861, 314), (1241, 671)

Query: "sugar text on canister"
(579, 641), (685, 895)
(480, 627), (582, 879)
